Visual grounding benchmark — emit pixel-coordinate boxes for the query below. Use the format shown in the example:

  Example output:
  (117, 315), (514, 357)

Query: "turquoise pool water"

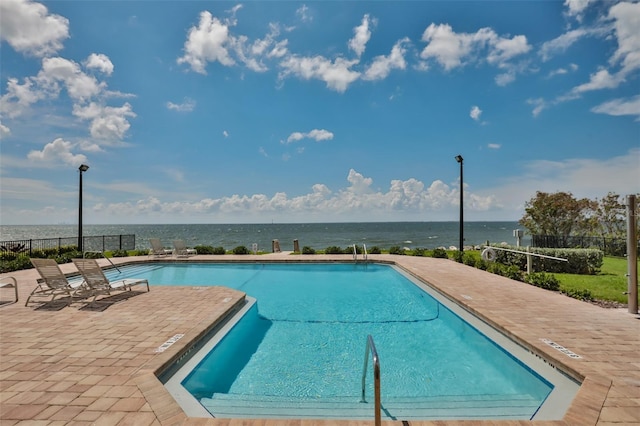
(105, 262), (576, 420)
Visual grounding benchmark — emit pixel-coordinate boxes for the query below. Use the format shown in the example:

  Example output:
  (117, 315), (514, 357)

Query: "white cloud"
(564, 0), (597, 21)
(166, 98), (196, 112)
(84, 53), (114, 75)
(296, 4), (312, 23)
(0, 0), (69, 57)
(488, 143), (501, 149)
(279, 55), (360, 92)
(419, 23), (530, 79)
(177, 11), (235, 74)
(470, 105), (482, 121)
(591, 94), (640, 121)
(527, 97), (548, 117)
(27, 137), (87, 166)
(0, 77), (45, 118)
(72, 102), (136, 142)
(0, 122), (10, 137)
(348, 14), (373, 58)
(363, 38), (409, 81)
(285, 129), (334, 144)
(608, 1), (640, 78)
(38, 57), (106, 102)
(539, 28), (592, 62)
(571, 68), (622, 94)
(223, 130), (229, 138)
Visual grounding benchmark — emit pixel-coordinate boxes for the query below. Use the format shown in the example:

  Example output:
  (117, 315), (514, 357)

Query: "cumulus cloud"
(363, 38), (409, 81)
(84, 53), (114, 75)
(87, 169), (500, 222)
(166, 97), (196, 112)
(279, 55), (360, 92)
(296, 4), (312, 23)
(177, 11), (235, 74)
(591, 94), (640, 121)
(608, 1), (640, 78)
(348, 14), (373, 58)
(72, 102), (136, 142)
(285, 129), (334, 144)
(0, 122), (10, 137)
(0, 0), (69, 57)
(564, 0), (597, 21)
(470, 105), (482, 121)
(419, 23), (530, 82)
(27, 137), (87, 166)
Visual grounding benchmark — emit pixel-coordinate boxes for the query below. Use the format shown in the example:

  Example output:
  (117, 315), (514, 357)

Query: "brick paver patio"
(1, 254), (638, 425)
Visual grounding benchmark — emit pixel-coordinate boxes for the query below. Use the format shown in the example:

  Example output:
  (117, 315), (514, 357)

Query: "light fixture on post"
(455, 155), (464, 253)
(78, 164), (89, 253)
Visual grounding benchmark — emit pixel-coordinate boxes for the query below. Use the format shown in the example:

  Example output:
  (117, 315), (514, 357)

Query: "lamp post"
(78, 164), (89, 252)
(455, 155), (464, 253)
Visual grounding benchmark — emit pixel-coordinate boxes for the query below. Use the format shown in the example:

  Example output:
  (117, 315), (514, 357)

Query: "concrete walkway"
(0, 254), (638, 425)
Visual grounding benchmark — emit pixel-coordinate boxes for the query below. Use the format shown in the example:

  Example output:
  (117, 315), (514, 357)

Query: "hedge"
(489, 245), (603, 275)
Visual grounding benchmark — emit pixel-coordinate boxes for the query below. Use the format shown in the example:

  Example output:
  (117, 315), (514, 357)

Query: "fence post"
(627, 194), (638, 314)
(526, 246), (532, 275)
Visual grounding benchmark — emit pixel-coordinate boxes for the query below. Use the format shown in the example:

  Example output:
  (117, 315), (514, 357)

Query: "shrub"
(462, 253), (476, 266)
(491, 245), (603, 275)
(475, 258), (488, 270)
(133, 249), (149, 256)
(0, 252), (18, 262)
(388, 246), (405, 255)
(194, 245), (216, 254)
(563, 288), (593, 301)
(111, 249), (129, 258)
(431, 248), (448, 259)
(302, 246), (316, 254)
(212, 246), (226, 255)
(504, 265), (524, 281)
(83, 251), (103, 259)
(232, 245), (250, 255)
(0, 255), (33, 273)
(368, 246), (381, 254)
(411, 247), (426, 257)
(452, 250), (464, 263)
(325, 246), (343, 254)
(524, 272), (560, 291)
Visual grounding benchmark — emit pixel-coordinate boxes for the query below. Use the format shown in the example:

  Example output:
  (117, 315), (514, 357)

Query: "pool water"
(105, 262), (576, 420)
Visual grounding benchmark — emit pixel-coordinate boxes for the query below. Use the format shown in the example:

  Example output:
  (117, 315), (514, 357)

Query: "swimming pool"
(106, 262), (579, 420)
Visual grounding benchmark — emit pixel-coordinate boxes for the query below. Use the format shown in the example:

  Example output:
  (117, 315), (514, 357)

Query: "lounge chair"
(26, 259), (85, 307)
(149, 238), (173, 258)
(173, 240), (197, 258)
(72, 259), (150, 298)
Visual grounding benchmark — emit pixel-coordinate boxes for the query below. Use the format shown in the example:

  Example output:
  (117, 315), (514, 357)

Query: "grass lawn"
(556, 256), (637, 304)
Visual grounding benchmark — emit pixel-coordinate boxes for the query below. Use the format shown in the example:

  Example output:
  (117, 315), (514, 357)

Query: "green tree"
(519, 191), (596, 236)
(594, 192), (626, 238)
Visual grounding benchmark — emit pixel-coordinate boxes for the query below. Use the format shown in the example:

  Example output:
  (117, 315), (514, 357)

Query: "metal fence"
(0, 234), (136, 256)
(531, 235), (637, 257)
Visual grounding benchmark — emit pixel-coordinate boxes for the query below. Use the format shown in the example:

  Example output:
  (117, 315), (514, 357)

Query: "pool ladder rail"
(361, 334), (381, 426)
(352, 244), (368, 262)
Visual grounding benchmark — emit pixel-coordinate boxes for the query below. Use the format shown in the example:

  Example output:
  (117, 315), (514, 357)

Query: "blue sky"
(1, 0), (638, 225)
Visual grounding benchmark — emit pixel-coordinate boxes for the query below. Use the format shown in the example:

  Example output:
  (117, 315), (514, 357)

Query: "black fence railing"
(531, 235), (637, 257)
(0, 234), (136, 256)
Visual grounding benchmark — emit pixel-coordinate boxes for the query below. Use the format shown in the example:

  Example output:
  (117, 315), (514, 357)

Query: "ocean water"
(0, 222), (525, 251)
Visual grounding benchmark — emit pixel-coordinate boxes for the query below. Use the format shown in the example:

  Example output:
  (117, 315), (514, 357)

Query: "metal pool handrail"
(361, 334), (381, 426)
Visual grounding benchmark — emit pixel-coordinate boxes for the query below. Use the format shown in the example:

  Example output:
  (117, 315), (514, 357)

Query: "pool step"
(200, 393), (541, 420)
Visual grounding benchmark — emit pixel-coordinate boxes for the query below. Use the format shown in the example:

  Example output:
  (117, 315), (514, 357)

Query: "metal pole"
(455, 155), (464, 252)
(78, 164), (89, 252)
(627, 195), (638, 314)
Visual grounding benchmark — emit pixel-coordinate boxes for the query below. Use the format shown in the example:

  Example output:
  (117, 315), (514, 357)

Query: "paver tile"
(1, 255), (638, 426)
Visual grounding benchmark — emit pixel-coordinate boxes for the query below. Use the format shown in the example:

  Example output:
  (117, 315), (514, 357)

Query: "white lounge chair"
(149, 238), (173, 258)
(173, 240), (197, 257)
(72, 259), (150, 299)
(27, 259), (85, 307)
